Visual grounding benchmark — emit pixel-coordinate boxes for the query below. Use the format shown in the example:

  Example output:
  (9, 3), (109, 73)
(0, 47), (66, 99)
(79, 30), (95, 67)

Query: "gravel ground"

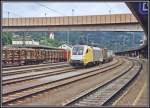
(112, 59), (148, 106)
(3, 58), (118, 95)
(13, 57), (131, 106)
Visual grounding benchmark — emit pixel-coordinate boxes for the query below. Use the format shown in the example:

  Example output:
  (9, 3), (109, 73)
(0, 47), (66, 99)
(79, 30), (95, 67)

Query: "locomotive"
(69, 45), (113, 67)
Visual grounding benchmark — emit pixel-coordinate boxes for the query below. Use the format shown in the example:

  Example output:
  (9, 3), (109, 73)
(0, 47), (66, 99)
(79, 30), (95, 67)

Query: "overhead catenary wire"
(105, 3), (112, 14)
(3, 10), (22, 18)
(37, 3), (67, 16)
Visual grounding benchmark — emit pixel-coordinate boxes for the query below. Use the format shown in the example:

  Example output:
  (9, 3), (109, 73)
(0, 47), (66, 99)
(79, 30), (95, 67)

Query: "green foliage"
(55, 31), (144, 52)
(2, 32), (13, 45)
(11, 31), (144, 52)
(14, 32), (48, 41)
(14, 32), (63, 47)
(40, 37), (62, 47)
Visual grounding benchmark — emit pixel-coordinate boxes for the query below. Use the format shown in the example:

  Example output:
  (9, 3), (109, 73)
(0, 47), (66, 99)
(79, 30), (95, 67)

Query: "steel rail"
(2, 63), (69, 76)
(64, 58), (142, 106)
(2, 58), (122, 105)
(2, 62), (67, 71)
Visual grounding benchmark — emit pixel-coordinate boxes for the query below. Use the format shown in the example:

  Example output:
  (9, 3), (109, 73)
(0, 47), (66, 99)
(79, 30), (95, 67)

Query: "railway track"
(63, 58), (142, 106)
(3, 59), (118, 85)
(2, 62), (69, 76)
(3, 58), (119, 93)
(2, 58), (122, 106)
(2, 66), (76, 85)
(111, 58), (148, 106)
(3, 62), (67, 71)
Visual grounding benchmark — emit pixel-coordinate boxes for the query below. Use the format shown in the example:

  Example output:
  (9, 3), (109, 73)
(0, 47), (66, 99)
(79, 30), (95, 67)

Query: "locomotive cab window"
(73, 46), (84, 55)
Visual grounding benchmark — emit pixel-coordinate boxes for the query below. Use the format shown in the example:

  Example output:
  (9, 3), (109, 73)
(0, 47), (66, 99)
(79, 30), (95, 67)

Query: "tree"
(40, 37), (62, 47)
(2, 32), (13, 45)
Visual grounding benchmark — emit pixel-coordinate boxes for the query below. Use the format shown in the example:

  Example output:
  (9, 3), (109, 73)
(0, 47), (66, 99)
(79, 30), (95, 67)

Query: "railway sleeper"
(75, 102), (101, 106)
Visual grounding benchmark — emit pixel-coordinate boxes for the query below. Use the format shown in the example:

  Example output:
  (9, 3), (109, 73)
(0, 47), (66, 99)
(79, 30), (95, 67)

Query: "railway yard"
(2, 56), (148, 106)
(1, 1), (148, 107)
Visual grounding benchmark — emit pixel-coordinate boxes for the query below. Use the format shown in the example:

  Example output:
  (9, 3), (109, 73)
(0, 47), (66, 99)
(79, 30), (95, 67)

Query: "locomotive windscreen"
(72, 46), (84, 55)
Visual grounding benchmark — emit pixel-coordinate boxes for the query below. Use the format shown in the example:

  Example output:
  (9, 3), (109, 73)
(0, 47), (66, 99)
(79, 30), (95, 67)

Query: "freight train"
(69, 45), (113, 67)
(2, 45), (70, 67)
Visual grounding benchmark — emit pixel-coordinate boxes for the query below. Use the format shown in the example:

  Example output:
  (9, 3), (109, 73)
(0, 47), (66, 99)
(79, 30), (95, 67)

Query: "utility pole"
(86, 35), (88, 45)
(132, 32), (135, 48)
(23, 32), (25, 46)
(67, 31), (69, 45)
(8, 11), (10, 26)
(72, 9), (74, 16)
(109, 9), (111, 23)
(109, 10), (111, 15)
(66, 9), (74, 62)
(66, 9), (75, 45)
(115, 42), (117, 52)
(66, 30), (70, 62)
(123, 35), (125, 50)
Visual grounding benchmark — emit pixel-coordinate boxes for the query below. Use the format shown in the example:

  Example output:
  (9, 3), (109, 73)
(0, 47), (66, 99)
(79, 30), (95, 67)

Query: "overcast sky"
(2, 2), (132, 18)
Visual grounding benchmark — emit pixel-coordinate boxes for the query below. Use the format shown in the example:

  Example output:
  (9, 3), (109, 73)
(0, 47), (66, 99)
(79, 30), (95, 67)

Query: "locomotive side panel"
(92, 47), (101, 62)
(102, 48), (108, 62)
(83, 47), (93, 65)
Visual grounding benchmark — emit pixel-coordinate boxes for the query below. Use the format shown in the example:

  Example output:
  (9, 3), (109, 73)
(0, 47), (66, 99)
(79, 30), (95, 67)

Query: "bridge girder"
(2, 23), (143, 32)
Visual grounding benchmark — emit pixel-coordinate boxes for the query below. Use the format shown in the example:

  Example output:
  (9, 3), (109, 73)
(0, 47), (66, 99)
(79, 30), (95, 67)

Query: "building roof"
(59, 44), (72, 48)
(3, 44), (62, 50)
(12, 37), (33, 41)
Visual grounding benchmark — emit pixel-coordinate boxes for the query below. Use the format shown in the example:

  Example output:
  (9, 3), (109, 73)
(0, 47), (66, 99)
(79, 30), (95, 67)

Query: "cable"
(105, 3), (112, 14)
(3, 10), (22, 18)
(37, 3), (66, 16)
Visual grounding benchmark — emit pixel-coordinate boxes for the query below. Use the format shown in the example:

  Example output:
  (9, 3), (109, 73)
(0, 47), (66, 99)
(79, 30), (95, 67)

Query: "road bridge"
(2, 14), (143, 32)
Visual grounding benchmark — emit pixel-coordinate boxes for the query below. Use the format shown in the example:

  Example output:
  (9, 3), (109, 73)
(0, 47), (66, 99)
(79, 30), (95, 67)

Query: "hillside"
(54, 31), (144, 52)
(2, 31), (144, 52)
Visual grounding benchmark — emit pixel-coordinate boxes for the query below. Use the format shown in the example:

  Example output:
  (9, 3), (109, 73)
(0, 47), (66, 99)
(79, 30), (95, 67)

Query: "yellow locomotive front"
(69, 45), (93, 67)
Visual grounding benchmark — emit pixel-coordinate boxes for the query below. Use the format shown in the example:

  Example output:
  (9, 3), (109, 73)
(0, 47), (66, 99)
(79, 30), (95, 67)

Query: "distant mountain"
(13, 31), (144, 52)
(54, 31), (144, 52)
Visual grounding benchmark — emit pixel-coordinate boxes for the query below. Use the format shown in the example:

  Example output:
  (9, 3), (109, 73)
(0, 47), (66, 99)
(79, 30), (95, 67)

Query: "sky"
(2, 2), (132, 18)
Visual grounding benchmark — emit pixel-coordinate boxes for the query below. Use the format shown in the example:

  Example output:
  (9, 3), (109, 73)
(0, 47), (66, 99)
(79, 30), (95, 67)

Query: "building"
(49, 32), (55, 39)
(58, 44), (72, 50)
(140, 35), (147, 46)
(12, 37), (39, 45)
